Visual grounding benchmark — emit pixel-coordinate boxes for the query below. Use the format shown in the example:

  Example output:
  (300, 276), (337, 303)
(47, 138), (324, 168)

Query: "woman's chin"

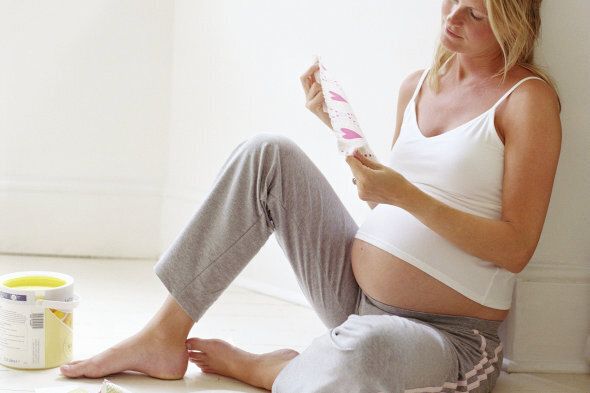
(440, 36), (462, 53)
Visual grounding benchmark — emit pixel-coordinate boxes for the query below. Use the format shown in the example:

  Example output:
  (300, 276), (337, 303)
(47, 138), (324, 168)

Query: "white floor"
(1, 255), (588, 393)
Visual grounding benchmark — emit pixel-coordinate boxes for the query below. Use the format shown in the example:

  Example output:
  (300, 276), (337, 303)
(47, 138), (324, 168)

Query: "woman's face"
(440, 0), (500, 57)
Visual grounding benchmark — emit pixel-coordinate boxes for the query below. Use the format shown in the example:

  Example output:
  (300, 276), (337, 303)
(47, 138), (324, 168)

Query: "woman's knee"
(243, 132), (300, 157)
(272, 317), (405, 393)
(274, 316), (458, 392)
(331, 314), (437, 375)
(330, 315), (400, 363)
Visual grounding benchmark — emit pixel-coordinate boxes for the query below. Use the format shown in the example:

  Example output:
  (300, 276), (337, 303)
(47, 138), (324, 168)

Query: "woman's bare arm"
(395, 80), (562, 274)
(366, 70), (423, 210)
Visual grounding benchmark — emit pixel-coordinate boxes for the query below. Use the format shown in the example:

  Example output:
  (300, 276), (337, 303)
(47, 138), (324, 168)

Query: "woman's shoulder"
(504, 65), (559, 111)
(496, 66), (561, 141)
(398, 69), (426, 100)
(392, 69), (427, 149)
(400, 68), (425, 93)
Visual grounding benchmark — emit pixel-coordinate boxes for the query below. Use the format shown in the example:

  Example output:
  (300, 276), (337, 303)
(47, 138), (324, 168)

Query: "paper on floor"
(313, 55), (378, 161)
(100, 379), (133, 393)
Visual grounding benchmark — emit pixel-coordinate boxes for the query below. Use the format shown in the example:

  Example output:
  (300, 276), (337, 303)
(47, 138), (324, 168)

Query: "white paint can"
(0, 271), (80, 369)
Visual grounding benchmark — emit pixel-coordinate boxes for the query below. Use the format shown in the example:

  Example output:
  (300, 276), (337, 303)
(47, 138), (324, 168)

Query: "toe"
(60, 362), (86, 378)
(185, 337), (198, 350)
(191, 360), (207, 368)
(185, 337), (208, 351)
(63, 359), (84, 366)
(188, 351), (207, 360)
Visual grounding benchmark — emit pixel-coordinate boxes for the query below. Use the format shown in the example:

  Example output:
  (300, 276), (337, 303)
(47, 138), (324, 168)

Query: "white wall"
(1, 0), (588, 373)
(0, 0), (174, 258)
(530, 0), (590, 266)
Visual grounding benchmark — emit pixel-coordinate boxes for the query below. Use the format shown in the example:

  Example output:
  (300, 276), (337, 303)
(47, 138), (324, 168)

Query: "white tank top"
(354, 68), (545, 310)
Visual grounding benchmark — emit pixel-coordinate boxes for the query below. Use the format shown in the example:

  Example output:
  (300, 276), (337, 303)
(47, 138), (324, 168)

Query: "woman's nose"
(446, 7), (463, 25)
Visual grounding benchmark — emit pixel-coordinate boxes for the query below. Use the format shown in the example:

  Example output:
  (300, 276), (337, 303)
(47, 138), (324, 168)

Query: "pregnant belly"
(351, 238), (509, 321)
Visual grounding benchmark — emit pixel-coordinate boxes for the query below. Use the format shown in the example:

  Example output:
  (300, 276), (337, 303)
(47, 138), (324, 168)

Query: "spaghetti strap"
(490, 76), (545, 111)
(410, 68), (431, 102)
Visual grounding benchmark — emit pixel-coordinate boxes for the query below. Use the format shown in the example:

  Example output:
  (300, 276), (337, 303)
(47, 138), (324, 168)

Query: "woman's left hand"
(345, 150), (411, 206)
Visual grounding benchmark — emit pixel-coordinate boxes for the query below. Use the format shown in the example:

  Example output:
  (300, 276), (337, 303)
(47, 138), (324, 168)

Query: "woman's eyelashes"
(448, 0), (484, 21)
(471, 12), (483, 21)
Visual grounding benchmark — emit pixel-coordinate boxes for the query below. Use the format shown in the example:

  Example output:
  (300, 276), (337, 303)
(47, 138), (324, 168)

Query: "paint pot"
(0, 271), (80, 369)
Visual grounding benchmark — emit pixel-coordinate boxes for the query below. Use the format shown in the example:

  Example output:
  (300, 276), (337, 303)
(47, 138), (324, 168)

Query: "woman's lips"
(446, 27), (462, 38)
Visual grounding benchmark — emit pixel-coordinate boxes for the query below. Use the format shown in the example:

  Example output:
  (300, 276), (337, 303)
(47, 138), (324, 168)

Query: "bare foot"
(186, 337), (299, 390)
(59, 330), (189, 380)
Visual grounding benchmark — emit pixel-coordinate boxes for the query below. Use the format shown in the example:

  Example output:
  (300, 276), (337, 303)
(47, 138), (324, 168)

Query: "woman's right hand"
(300, 62), (332, 129)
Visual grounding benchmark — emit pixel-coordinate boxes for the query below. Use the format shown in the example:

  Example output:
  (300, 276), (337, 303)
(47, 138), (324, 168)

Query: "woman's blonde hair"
(427, 0), (561, 112)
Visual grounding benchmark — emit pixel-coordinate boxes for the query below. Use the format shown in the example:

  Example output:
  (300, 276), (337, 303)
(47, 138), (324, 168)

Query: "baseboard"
(501, 358), (590, 374)
(498, 262), (590, 375)
(518, 260), (590, 283)
(0, 177), (163, 258)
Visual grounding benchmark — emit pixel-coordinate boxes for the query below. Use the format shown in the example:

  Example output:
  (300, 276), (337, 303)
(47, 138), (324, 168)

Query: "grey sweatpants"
(154, 132), (504, 393)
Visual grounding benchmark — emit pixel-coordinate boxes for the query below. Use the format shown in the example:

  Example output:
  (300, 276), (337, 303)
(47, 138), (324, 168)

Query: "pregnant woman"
(60, 0), (562, 392)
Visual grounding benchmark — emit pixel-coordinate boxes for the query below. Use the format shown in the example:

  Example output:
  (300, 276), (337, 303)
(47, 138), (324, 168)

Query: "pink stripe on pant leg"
(404, 329), (503, 393)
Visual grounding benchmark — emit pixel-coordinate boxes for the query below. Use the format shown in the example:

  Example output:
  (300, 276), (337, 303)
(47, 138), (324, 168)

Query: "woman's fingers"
(346, 154), (363, 175)
(300, 61), (319, 81)
(300, 62), (319, 92)
(306, 88), (324, 110)
(306, 82), (321, 101)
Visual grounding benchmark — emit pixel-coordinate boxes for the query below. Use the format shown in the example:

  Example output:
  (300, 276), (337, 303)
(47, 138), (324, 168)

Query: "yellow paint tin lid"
(0, 271), (75, 304)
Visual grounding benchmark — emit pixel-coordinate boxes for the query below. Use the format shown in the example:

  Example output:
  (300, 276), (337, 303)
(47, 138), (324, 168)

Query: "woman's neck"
(449, 53), (505, 84)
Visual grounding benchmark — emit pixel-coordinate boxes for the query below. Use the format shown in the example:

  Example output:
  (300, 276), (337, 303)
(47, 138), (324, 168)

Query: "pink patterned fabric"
(313, 55), (378, 160)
